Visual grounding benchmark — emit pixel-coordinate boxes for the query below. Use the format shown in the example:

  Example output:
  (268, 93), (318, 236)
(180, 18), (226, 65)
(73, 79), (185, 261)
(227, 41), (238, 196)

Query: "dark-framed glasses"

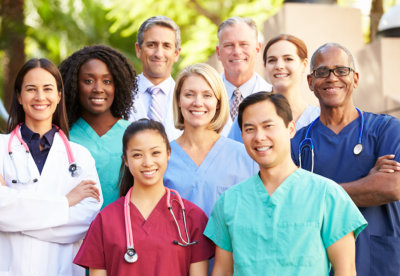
(311, 67), (354, 78)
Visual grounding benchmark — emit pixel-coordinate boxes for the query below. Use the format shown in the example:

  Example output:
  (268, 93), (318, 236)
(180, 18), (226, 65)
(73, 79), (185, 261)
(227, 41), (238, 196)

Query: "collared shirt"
(222, 72), (272, 109)
(129, 73), (182, 141)
(221, 72), (272, 135)
(21, 124), (57, 174)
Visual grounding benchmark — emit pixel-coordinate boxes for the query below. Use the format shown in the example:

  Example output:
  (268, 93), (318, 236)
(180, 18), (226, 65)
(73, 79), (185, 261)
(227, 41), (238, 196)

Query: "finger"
(377, 154), (395, 161)
(378, 168), (395, 173)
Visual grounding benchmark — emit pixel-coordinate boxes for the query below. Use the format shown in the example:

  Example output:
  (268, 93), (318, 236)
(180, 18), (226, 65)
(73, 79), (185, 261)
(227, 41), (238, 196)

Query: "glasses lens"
(334, 67), (351, 76)
(314, 68), (329, 78)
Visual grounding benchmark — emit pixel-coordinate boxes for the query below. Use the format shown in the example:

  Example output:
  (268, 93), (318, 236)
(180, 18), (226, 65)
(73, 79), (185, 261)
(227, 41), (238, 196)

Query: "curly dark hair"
(59, 44), (137, 126)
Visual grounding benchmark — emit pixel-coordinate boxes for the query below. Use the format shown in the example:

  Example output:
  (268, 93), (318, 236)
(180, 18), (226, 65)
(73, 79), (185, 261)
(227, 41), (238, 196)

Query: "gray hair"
(310, 43), (356, 71)
(217, 16), (258, 41)
(137, 16), (181, 50)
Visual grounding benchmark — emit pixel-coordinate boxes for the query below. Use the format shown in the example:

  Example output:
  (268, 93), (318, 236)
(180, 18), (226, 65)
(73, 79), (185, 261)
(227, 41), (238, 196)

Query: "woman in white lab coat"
(0, 58), (103, 276)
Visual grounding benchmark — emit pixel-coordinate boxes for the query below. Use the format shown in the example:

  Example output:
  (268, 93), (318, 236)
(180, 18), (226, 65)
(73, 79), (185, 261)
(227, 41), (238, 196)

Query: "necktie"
(148, 87), (163, 122)
(230, 88), (242, 120)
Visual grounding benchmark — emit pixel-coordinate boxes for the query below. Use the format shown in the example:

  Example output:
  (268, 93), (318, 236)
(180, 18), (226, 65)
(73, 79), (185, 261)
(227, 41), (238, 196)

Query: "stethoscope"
(299, 107), (364, 172)
(8, 124), (81, 184)
(123, 186), (198, 263)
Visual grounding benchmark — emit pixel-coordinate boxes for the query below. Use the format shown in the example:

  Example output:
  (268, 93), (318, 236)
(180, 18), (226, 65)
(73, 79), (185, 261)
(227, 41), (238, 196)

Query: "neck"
(259, 157), (298, 195)
(276, 86), (307, 123)
(130, 182), (166, 219)
(178, 126), (220, 148)
(319, 104), (358, 134)
(81, 111), (118, 137)
(24, 118), (52, 137)
(225, 71), (253, 88)
(143, 73), (170, 86)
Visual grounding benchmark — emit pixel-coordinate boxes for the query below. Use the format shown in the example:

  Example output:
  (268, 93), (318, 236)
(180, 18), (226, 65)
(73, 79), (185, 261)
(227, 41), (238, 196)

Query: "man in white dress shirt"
(217, 17), (271, 133)
(130, 16), (182, 140)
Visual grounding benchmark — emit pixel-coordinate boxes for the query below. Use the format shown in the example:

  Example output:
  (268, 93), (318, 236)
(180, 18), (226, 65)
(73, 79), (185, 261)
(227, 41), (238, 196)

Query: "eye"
(132, 153), (142, 158)
(240, 42), (249, 47)
(266, 58), (276, 64)
(152, 151), (161, 156)
(104, 79), (112, 85)
(163, 43), (172, 49)
(224, 43), (233, 48)
(285, 57), (294, 62)
(204, 93), (213, 98)
(244, 127), (254, 133)
(84, 79), (93, 84)
(44, 87), (54, 92)
(184, 92), (193, 97)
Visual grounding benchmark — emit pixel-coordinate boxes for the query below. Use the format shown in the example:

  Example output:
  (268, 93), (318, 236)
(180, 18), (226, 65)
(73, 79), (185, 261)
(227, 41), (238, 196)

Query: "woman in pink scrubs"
(74, 119), (214, 276)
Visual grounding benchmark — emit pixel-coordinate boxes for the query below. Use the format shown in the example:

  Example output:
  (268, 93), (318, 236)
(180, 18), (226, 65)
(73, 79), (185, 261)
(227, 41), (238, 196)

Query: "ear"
(57, 91), (61, 104)
(255, 41), (261, 53)
(123, 156), (128, 167)
(135, 43), (141, 59)
(288, 120), (296, 139)
(216, 45), (221, 61)
(301, 58), (309, 74)
(173, 47), (181, 62)
(353, 71), (359, 89)
(307, 74), (313, 92)
(167, 148), (171, 161)
(17, 93), (22, 105)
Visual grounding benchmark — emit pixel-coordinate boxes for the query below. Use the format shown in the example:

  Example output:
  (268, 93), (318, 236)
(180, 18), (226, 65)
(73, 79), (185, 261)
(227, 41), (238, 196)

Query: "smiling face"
(135, 25), (180, 85)
(78, 58), (115, 117)
(241, 100), (295, 169)
(307, 46), (359, 109)
(18, 67), (61, 129)
(178, 74), (219, 130)
(264, 40), (307, 92)
(216, 22), (260, 86)
(124, 129), (170, 189)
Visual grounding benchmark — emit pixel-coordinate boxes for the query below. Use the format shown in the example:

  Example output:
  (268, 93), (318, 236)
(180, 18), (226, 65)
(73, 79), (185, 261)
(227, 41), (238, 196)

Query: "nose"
(326, 69), (339, 81)
(34, 88), (45, 100)
(93, 80), (104, 92)
(254, 128), (266, 142)
(193, 94), (203, 106)
(275, 58), (284, 69)
(142, 154), (153, 167)
(232, 44), (242, 55)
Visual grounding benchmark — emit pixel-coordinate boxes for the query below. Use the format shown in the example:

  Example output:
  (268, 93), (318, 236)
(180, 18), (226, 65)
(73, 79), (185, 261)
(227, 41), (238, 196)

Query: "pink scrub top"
(74, 194), (214, 275)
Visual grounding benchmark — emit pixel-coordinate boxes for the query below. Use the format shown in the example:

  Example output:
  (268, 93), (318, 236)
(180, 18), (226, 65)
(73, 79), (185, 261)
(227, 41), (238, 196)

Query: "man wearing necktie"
(129, 16), (182, 140)
(216, 17), (272, 133)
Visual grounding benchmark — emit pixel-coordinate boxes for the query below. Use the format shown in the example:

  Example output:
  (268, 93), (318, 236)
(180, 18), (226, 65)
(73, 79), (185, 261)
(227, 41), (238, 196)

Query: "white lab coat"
(0, 131), (103, 276)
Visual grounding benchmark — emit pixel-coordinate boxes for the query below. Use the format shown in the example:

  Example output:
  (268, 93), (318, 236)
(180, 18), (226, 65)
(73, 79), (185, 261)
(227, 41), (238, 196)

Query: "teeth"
(33, 105), (47, 110)
(231, 60), (244, 63)
(191, 111), (205, 115)
(275, 73), (288, 78)
(143, 170), (156, 176)
(256, 146), (270, 152)
(91, 98), (105, 102)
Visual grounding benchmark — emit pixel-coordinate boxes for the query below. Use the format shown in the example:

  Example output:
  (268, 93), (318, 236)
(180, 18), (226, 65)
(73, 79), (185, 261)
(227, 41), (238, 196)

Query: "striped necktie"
(230, 88), (242, 120)
(147, 87), (163, 122)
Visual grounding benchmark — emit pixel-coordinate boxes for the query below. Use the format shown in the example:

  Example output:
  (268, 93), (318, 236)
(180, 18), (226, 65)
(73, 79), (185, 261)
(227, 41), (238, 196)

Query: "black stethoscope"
(123, 186), (198, 263)
(8, 124), (81, 184)
(299, 108), (364, 172)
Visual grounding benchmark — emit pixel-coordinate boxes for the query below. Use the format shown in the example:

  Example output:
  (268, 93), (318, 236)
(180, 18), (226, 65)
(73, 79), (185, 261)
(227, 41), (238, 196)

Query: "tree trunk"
(369, 0), (384, 42)
(1, 0), (26, 113)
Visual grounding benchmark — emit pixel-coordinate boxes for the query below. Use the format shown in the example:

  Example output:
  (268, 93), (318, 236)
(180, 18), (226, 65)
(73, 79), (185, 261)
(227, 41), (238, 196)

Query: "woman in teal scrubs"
(60, 45), (137, 208)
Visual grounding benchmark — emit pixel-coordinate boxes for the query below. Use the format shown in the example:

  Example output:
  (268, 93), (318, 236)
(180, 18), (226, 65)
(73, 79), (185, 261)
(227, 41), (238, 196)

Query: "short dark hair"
(238, 92), (293, 131)
(8, 58), (69, 137)
(118, 119), (170, 197)
(59, 44), (137, 127)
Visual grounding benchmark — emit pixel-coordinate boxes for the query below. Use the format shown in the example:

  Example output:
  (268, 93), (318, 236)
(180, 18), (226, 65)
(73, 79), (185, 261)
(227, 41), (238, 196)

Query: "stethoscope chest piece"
(69, 163), (82, 177)
(353, 143), (363, 156)
(124, 247), (138, 263)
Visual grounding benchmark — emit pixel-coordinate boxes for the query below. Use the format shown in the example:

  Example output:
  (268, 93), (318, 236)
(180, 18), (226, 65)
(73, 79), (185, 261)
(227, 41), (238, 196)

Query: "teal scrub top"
(70, 118), (130, 208)
(204, 169), (367, 276)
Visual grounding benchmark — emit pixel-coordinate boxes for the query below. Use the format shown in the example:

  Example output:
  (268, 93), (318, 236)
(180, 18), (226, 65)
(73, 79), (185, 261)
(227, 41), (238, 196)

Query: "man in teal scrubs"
(204, 92), (367, 275)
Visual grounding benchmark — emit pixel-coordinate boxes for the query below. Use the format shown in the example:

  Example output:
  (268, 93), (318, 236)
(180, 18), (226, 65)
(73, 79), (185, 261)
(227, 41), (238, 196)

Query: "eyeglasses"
(311, 67), (354, 78)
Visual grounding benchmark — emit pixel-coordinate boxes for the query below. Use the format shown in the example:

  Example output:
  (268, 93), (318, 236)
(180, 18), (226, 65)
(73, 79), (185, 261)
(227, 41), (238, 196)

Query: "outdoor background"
(1, 0), (399, 129)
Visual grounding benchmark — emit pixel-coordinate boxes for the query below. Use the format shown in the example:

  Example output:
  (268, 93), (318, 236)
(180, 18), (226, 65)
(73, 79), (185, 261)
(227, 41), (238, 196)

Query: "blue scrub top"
(291, 111), (400, 276)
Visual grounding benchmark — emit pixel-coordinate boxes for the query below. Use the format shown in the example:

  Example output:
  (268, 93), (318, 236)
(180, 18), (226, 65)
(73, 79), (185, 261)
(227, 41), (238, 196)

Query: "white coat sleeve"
(22, 145), (103, 244)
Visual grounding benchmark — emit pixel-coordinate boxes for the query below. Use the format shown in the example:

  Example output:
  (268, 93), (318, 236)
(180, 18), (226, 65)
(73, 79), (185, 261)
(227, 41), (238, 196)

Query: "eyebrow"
(81, 73), (113, 77)
(24, 84), (55, 88)
(243, 119), (273, 127)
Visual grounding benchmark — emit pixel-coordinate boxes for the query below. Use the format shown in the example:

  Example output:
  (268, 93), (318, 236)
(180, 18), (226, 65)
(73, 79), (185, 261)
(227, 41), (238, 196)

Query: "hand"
(369, 154), (400, 175)
(0, 174), (5, 186)
(66, 180), (100, 207)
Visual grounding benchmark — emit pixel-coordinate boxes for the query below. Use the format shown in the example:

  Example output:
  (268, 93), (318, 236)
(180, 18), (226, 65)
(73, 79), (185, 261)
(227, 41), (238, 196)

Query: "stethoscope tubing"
(123, 186), (197, 263)
(7, 124), (77, 183)
(299, 108), (364, 172)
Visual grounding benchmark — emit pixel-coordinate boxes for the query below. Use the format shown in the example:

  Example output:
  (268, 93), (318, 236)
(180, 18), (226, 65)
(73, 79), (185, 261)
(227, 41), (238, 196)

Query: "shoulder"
(364, 111), (400, 131)
(219, 136), (247, 153)
(117, 119), (131, 128)
(98, 197), (124, 217)
(68, 139), (93, 159)
(182, 198), (207, 217)
(254, 73), (272, 91)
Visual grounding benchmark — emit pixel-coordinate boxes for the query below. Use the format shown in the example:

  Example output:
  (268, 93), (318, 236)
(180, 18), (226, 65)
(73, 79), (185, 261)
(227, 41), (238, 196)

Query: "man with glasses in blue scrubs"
(292, 43), (400, 275)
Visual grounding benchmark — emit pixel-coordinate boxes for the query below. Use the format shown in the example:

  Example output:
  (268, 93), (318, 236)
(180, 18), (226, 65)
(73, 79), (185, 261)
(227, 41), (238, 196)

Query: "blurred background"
(1, 0), (400, 130)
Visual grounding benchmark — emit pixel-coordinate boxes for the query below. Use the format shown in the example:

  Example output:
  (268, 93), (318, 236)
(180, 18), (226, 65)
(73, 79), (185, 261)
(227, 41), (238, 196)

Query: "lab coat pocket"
(370, 235), (400, 276)
(277, 221), (321, 267)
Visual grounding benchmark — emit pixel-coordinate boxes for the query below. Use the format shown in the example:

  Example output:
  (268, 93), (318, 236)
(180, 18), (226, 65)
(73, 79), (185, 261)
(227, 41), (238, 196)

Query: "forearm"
(341, 172), (400, 207)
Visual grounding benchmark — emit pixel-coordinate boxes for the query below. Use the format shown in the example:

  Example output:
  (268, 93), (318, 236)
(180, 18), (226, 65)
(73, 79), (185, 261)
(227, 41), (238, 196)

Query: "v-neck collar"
(75, 118), (121, 140)
(171, 136), (225, 173)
